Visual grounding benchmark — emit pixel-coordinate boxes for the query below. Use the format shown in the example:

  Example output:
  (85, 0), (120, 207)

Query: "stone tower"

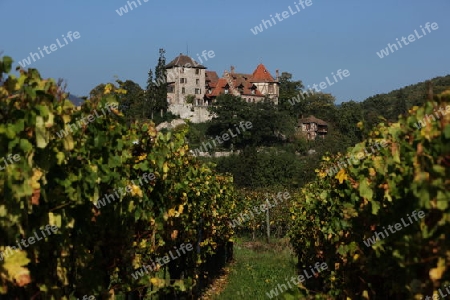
(165, 53), (206, 105)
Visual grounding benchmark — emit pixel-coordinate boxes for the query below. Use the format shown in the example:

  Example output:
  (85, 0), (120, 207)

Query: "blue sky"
(1, 0), (449, 103)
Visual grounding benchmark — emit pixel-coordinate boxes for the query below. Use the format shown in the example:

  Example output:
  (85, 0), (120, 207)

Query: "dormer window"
(225, 89), (229, 94)
(238, 84), (244, 94)
(251, 89), (255, 95)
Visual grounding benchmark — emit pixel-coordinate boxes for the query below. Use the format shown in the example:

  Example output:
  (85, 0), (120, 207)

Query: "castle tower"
(165, 53), (206, 105)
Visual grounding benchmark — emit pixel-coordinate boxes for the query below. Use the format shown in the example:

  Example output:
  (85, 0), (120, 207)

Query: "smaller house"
(297, 115), (328, 140)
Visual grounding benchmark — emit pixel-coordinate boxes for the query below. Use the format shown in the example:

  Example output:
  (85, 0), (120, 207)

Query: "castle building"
(204, 64), (279, 105)
(165, 54), (207, 106)
(165, 53), (279, 122)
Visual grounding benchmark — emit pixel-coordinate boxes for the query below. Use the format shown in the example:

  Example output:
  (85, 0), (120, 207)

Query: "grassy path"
(204, 237), (303, 300)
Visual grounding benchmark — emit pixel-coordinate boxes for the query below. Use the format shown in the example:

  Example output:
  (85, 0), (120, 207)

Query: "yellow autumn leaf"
(104, 83), (113, 94)
(168, 208), (176, 217)
(150, 278), (166, 287)
(117, 88), (127, 94)
(335, 169), (348, 184)
(130, 185), (143, 198)
(3, 251), (31, 287)
(429, 258), (446, 280)
(163, 162), (169, 173)
(30, 168), (43, 189)
(136, 154), (147, 162)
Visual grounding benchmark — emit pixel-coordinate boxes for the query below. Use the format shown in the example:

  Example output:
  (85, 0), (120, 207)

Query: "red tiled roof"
(228, 73), (264, 96)
(204, 65), (275, 99)
(205, 71), (219, 84)
(251, 64), (276, 82)
(206, 73), (265, 98)
(208, 78), (228, 97)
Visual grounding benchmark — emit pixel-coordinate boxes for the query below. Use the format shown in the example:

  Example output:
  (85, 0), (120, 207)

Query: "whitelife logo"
(55, 103), (118, 139)
(266, 262), (328, 298)
(154, 50), (215, 87)
(115, 0), (149, 16)
(131, 243), (193, 280)
(192, 121), (252, 155)
(250, 0), (313, 35)
(422, 284), (450, 299)
(325, 140), (388, 177)
(0, 225), (58, 261)
(94, 172), (155, 209)
(376, 22), (439, 59)
(413, 104), (450, 129)
(288, 69), (350, 106)
(363, 210), (425, 247)
(18, 31), (81, 68)
(0, 153), (21, 171)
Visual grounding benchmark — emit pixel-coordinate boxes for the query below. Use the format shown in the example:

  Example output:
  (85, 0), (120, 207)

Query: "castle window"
(180, 78), (187, 84)
(182, 87), (185, 94)
(195, 69), (200, 75)
(196, 79), (200, 85)
(195, 88), (201, 94)
(269, 83), (274, 93)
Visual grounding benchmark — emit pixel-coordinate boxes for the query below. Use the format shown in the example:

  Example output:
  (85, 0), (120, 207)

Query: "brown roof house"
(297, 115), (328, 140)
(204, 64), (279, 105)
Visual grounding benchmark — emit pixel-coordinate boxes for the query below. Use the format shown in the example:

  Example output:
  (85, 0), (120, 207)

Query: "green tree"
(151, 48), (168, 117)
(89, 83), (106, 100)
(392, 88), (407, 118)
(145, 48), (169, 119)
(207, 94), (294, 149)
(116, 79), (145, 121)
(145, 68), (156, 119)
(277, 72), (305, 117)
(303, 92), (336, 121)
(335, 100), (364, 144)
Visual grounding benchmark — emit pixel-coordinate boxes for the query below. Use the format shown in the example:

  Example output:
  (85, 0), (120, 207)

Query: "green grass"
(211, 237), (303, 300)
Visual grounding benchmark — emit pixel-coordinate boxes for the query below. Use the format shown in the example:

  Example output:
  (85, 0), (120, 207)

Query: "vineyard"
(289, 90), (450, 298)
(1, 53), (450, 300)
(0, 57), (237, 299)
